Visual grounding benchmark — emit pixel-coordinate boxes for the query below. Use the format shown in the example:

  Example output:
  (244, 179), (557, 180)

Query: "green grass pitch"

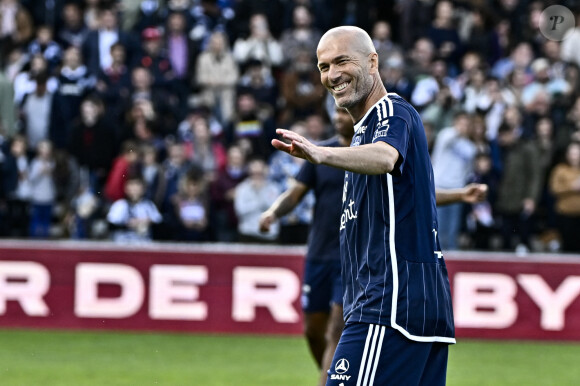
(1, 329), (580, 385)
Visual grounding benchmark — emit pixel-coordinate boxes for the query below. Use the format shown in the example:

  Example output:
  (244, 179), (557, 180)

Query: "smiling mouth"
(332, 81), (350, 92)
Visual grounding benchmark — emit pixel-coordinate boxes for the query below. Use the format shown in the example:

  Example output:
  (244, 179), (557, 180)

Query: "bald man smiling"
(273, 26), (455, 386)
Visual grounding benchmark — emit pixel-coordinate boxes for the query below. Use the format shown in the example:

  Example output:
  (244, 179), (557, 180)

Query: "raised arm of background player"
(436, 183), (488, 206)
(259, 179), (308, 232)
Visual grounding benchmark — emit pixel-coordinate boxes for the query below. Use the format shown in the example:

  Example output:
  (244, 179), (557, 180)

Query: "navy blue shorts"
(326, 323), (449, 386)
(302, 259), (342, 313)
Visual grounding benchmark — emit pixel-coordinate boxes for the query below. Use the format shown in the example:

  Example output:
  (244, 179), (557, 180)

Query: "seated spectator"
(57, 2), (88, 49)
(82, 7), (139, 76)
(210, 144), (247, 242)
(0, 0), (34, 68)
(178, 114), (226, 180)
(189, 0), (234, 54)
(491, 41), (533, 80)
(19, 71), (53, 151)
(466, 152), (499, 250)
(165, 11), (196, 112)
(431, 111), (477, 250)
(123, 66), (180, 136)
(549, 142), (580, 252)
(233, 13), (283, 74)
(371, 20), (401, 65)
(154, 142), (192, 238)
(121, 99), (165, 150)
(172, 168), (210, 241)
(139, 143), (161, 201)
(522, 58), (570, 114)
(28, 140), (56, 238)
(495, 118), (542, 254)
(411, 58), (461, 111)
(226, 91), (277, 159)
(49, 46), (96, 149)
(279, 48), (326, 125)
(304, 114), (330, 142)
(234, 157), (280, 242)
(380, 54), (414, 102)
(68, 96), (117, 194)
(166, 12), (197, 81)
(27, 25), (62, 71)
(405, 37), (435, 82)
(427, 0), (462, 73)
(557, 96), (580, 154)
(95, 43), (131, 121)
(279, 5), (322, 66)
(237, 58), (278, 112)
(0, 135), (30, 237)
(195, 30), (239, 124)
(107, 176), (162, 243)
(104, 140), (140, 203)
(138, 27), (175, 90)
(13, 54), (58, 104)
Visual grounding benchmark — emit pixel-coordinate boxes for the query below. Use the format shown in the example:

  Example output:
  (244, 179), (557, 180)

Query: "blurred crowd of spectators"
(0, 0), (579, 253)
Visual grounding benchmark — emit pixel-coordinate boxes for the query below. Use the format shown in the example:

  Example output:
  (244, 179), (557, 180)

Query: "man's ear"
(369, 52), (379, 74)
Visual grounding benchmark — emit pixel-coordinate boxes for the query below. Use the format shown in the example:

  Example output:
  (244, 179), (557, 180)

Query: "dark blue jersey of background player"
(295, 137), (344, 262)
(260, 106), (353, 386)
(340, 93), (455, 342)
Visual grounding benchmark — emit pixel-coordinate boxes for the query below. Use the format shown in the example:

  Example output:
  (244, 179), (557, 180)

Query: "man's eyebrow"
(318, 55), (350, 68)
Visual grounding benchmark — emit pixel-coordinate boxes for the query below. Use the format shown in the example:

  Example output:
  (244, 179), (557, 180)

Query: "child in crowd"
(28, 140), (56, 238)
(106, 176), (162, 243)
(173, 169), (209, 241)
(1, 135), (31, 237)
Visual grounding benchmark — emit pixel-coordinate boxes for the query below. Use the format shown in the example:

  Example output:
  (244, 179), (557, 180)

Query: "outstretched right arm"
(259, 180), (309, 232)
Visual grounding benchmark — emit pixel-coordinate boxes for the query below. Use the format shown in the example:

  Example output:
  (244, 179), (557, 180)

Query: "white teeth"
(333, 82), (349, 91)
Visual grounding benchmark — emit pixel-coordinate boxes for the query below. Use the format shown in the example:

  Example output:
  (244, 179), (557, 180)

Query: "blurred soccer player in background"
(260, 106), (353, 386)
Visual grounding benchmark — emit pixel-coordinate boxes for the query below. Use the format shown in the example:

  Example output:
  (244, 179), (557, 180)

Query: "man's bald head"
(317, 26), (376, 58)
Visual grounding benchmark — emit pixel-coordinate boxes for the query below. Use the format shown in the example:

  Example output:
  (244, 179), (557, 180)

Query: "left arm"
(272, 129), (399, 175)
(436, 183), (488, 206)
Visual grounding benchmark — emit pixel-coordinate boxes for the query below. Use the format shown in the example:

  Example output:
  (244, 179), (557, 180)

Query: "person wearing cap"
(139, 27), (175, 90)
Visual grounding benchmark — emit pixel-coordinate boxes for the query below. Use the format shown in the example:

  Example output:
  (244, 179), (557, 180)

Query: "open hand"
(272, 129), (323, 164)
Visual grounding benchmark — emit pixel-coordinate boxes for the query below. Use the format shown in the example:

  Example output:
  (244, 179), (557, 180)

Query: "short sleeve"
(295, 159), (316, 188)
(371, 116), (410, 176)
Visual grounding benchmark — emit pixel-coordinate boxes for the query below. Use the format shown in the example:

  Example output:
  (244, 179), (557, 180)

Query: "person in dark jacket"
(67, 96), (117, 194)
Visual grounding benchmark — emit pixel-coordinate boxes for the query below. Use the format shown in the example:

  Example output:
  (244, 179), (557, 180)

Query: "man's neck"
(349, 84), (388, 123)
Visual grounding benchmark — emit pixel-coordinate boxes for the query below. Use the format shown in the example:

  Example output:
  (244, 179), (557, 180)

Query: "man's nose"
(328, 65), (342, 82)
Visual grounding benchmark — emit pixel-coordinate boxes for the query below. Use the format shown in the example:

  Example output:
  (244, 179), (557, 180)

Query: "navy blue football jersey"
(339, 93), (455, 343)
(296, 137), (344, 263)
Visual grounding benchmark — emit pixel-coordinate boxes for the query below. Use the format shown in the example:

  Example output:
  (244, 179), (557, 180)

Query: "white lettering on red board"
(3, 261), (580, 332)
(75, 263), (144, 318)
(232, 266), (300, 323)
(454, 273), (580, 331)
(149, 265), (208, 320)
(0, 261), (50, 316)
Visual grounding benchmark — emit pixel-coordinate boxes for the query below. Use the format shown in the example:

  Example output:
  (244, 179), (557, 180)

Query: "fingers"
(276, 128), (306, 144)
(272, 138), (292, 152)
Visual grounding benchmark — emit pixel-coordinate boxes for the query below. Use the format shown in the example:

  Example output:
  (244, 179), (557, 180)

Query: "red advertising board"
(0, 241), (306, 335)
(1, 241), (580, 341)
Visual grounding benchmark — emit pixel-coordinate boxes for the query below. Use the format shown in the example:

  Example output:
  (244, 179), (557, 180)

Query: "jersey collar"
(353, 93), (400, 135)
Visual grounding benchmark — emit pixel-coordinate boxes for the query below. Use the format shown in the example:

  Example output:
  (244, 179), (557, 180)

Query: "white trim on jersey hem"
(386, 172), (457, 345)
